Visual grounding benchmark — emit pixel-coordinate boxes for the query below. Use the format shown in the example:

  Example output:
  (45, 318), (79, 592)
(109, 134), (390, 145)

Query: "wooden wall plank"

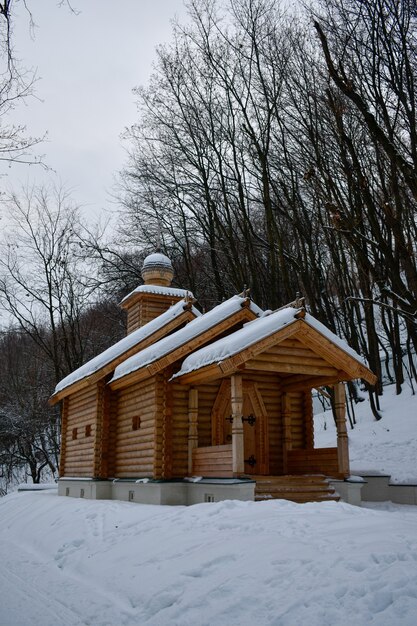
(62, 386), (97, 476)
(114, 377), (157, 478)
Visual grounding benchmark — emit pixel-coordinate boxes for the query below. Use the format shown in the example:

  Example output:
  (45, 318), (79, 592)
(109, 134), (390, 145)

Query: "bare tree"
(0, 185), (98, 382)
(117, 0), (416, 402)
(0, 1), (46, 167)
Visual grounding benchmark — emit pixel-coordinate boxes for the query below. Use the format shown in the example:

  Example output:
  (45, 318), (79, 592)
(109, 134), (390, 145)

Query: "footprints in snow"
(183, 554), (237, 578)
(55, 512), (105, 568)
(54, 538), (85, 569)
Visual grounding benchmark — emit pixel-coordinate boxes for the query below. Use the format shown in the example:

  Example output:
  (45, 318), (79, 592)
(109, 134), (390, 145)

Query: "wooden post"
(99, 382), (111, 479)
(188, 388), (199, 474)
(335, 383), (349, 477)
(93, 380), (107, 479)
(161, 371), (173, 479)
(231, 374), (244, 476)
(58, 398), (69, 477)
(282, 392), (292, 474)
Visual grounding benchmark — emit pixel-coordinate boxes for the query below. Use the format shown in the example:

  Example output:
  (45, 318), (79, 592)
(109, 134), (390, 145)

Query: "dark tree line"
(117, 0), (417, 401)
(0, 296), (125, 491)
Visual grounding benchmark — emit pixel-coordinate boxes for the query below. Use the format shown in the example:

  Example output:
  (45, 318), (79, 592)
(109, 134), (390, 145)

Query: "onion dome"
(141, 252), (174, 287)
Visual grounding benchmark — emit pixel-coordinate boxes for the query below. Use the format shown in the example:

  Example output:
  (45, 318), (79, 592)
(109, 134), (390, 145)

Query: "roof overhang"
(173, 317), (377, 387)
(49, 306), (196, 404)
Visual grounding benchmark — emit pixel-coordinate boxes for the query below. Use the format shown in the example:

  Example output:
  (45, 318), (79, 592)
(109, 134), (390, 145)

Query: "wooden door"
(211, 379), (269, 475)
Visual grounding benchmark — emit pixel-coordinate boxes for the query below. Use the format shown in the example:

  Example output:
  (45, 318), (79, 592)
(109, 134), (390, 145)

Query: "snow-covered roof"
(120, 284), (193, 304)
(142, 252), (173, 269)
(173, 307), (365, 379)
(303, 313), (366, 364)
(54, 300), (199, 395)
(111, 295), (263, 383)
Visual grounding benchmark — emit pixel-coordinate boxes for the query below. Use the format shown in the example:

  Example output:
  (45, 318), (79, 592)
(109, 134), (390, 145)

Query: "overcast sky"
(2, 0), (188, 221)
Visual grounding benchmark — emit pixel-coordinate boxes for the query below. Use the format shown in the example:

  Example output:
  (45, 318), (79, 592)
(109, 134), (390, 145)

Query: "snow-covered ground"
(1, 382), (417, 625)
(315, 383), (417, 483)
(1, 490), (417, 626)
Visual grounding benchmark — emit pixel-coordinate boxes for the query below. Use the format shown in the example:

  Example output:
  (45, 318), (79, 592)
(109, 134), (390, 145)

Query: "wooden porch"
(176, 304), (377, 494)
(188, 377), (350, 489)
(191, 445), (342, 503)
(191, 445), (343, 480)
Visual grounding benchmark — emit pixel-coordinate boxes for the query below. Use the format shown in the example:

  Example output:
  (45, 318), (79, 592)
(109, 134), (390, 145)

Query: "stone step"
(254, 474), (328, 483)
(255, 483), (330, 492)
(254, 474), (340, 504)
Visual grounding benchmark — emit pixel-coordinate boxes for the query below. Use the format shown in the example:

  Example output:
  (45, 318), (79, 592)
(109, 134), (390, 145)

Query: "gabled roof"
(172, 307), (377, 386)
(109, 295), (263, 389)
(50, 299), (199, 403)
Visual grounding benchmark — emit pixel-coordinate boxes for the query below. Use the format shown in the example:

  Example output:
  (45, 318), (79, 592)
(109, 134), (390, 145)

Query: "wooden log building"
(51, 252), (377, 505)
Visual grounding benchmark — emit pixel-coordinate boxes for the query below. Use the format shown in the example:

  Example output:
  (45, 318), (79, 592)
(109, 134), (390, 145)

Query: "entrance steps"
(254, 474), (340, 504)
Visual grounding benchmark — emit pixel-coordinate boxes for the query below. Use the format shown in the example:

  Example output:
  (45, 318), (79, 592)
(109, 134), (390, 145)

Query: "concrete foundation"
(329, 477), (364, 506)
(359, 474), (417, 505)
(58, 474), (417, 506)
(58, 478), (255, 505)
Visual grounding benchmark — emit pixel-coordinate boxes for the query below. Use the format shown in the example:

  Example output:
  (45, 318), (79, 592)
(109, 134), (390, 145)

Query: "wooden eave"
(108, 304), (260, 391)
(295, 323), (377, 385)
(49, 308), (196, 405)
(120, 290), (185, 310)
(280, 373), (347, 392)
(174, 318), (377, 386)
(174, 320), (303, 384)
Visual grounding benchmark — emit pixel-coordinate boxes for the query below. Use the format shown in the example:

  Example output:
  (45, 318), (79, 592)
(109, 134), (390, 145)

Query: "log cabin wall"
(58, 397), (69, 477)
(303, 391), (314, 448)
(62, 385), (97, 477)
(289, 391), (305, 449)
(169, 380), (222, 477)
(288, 391), (314, 450)
(93, 380), (106, 478)
(114, 377), (158, 478)
(124, 300), (141, 334)
(169, 381), (189, 477)
(124, 294), (183, 334)
(161, 371), (173, 478)
(153, 373), (165, 478)
(197, 381), (223, 448)
(91, 380), (120, 479)
(106, 389), (118, 478)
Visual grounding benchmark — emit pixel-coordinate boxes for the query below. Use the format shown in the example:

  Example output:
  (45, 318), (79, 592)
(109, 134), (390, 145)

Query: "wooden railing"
(192, 444), (233, 478)
(287, 447), (343, 478)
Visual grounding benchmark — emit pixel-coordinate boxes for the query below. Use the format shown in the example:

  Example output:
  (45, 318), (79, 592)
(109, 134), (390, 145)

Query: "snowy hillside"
(315, 384), (417, 483)
(1, 491), (417, 626)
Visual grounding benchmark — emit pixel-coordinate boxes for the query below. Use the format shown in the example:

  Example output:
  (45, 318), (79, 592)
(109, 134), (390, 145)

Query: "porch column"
(282, 393), (292, 474)
(335, 383), (349, 477)
(231, 374), (244, 476)
(188, 388), (199, 475)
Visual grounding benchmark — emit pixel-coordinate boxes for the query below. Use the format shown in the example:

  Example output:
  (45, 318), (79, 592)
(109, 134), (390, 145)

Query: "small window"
(132, 415), (141, 431)
(80, 488), (85, 498)
(72, 427), (78, 440)
(85, 424), (92, 437)
(128, 490), (134, 502)
(204, 494), (215, 503)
